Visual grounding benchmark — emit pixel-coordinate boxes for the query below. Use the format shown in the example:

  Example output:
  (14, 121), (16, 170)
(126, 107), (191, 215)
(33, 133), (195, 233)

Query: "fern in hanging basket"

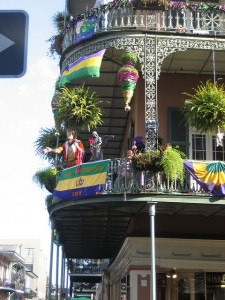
(55, 84), (103, 131)
(182, 80), (225, 134)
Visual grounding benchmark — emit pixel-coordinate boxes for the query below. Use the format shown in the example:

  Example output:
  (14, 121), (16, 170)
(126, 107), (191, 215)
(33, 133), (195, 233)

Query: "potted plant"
(182, 80), (225, 135)
(55, 84), (103, 131)
(33, 167), (58, 194)
(132, 150), (163, 172)
(33, 167), (58, 208)
(161, 145), (186, 183)
(132, 144), (185, 183)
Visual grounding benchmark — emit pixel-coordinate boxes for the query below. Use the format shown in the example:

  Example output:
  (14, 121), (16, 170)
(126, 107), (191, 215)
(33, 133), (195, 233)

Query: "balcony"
(62, 0), (225, 51)
(49, 157), (225, 260)
(52, 158), (223, 200)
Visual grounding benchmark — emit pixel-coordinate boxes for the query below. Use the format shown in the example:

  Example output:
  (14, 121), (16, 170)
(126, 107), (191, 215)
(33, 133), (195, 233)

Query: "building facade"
(47, 0), (225, 299)
(0, 240), (48, 300)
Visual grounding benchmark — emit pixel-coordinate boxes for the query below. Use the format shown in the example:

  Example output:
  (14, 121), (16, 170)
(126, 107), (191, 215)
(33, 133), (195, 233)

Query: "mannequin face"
(92, 131), (98, 138)
(127, 150), (133, 157)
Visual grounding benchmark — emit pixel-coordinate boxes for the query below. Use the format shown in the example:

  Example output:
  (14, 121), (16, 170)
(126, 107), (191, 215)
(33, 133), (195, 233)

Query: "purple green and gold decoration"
(118, 51), (139, 111)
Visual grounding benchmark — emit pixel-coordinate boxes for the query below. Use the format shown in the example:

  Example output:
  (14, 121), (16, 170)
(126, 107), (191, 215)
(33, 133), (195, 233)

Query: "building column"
(60, 245), (65, 300)
(149, 203), (157, 300)
(48, 220), (55, 300)
(56, 235), (60, 300)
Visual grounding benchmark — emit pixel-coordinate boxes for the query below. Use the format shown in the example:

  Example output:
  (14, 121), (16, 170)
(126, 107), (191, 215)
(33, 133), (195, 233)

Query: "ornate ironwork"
(61, 35), (225, 152)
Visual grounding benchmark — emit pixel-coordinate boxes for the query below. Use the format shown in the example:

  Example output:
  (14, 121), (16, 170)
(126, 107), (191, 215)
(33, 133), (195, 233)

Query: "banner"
(74, 16), (96, 44)
(184, 160), (225, 196)
(53, 160), (110, 201)
(59, 49), (106, 86)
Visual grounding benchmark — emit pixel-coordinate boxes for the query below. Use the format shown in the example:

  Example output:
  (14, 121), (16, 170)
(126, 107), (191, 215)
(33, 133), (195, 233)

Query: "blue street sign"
(0, 10), (29, 78)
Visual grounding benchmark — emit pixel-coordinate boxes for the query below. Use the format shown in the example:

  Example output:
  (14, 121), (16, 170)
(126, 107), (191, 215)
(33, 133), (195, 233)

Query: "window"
(23, 248), (34, 258)
(168, 108), (189, 156)
(191, 134), (206, 160)
(212, 136), (225, 160)
(190, 130), (225, 161)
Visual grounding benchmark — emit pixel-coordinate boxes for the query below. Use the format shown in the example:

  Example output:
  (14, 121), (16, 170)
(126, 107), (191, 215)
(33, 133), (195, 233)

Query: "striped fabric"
(53, 160), (110, 201)
(59, 49), (106, 86)
(184, 160), (225, 196)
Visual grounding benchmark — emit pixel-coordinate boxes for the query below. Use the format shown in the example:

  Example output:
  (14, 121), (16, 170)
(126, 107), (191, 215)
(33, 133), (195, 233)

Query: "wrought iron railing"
(104, 158), (210, 196)
(62, 1), (225, 51)
(69, 259), (104, 274)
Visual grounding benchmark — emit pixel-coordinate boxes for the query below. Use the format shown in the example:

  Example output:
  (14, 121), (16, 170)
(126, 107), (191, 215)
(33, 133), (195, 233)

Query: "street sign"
(0, 10), (29, 78)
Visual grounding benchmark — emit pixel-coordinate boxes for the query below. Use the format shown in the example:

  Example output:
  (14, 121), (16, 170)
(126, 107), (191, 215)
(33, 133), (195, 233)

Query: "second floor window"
(190, 131), (225, 161)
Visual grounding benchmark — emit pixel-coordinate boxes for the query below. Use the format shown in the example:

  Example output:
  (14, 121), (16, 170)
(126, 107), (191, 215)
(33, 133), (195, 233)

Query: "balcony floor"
(49, 193), (225, 259)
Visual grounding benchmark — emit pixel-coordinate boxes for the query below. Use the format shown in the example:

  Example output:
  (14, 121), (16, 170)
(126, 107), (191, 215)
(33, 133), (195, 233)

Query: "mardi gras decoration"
(118, 51), (139, 111)
(51, 79), (61, 131)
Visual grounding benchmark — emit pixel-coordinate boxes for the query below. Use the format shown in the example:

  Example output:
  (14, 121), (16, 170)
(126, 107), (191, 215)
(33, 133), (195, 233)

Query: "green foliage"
(56, 84), (103, 131)
(52, 11), (67, 32)
(161, 145), (185, 183)
(45, 195), (55, 208)
(33, 167), (57, 193)
(47, 12), (70, 58)
(182, 80), (225, 133)
(132, 145), (185, 182)
(34, 127), (67, 163)
(48, 34), (63, 57)
(132, 149), (163, 172)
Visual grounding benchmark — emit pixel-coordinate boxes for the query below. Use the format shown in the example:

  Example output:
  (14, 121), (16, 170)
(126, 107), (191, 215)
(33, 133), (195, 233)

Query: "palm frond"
(34, 127), (67, 163)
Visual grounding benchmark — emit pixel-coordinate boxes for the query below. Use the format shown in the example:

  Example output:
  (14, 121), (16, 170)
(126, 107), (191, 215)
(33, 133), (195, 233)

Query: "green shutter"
(168, 107), (189, 156)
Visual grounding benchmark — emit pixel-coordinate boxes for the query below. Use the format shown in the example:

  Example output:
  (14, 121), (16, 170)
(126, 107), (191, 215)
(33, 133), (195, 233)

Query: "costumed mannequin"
(44, 129), (84, 168)
(88, 131), (103, 161)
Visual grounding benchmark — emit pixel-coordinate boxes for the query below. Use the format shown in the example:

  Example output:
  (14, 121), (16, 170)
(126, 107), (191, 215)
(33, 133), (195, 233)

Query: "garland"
(63, 0), (133, 35)
(62, 0), (225, 35)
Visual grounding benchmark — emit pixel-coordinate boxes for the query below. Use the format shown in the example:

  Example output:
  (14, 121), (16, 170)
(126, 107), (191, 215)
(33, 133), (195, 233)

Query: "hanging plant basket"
(55, 84), (103, 131)
(182, 80), (225, 134)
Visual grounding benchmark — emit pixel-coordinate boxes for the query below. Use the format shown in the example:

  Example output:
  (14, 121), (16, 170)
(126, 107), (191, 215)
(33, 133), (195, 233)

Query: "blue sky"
(0, 1), (65, 256)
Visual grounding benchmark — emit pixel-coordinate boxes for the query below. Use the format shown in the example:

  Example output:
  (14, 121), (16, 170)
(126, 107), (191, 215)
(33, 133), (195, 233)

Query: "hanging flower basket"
(182, 80), (225, 134)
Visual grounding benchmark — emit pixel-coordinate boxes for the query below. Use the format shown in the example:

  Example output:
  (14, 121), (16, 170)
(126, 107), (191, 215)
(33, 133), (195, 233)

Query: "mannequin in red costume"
(44, 129), (84, 168)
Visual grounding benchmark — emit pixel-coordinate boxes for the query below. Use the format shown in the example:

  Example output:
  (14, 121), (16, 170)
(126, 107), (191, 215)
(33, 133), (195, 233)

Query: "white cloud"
(17, 84), (31, 96)
(30, 57), (59, 80)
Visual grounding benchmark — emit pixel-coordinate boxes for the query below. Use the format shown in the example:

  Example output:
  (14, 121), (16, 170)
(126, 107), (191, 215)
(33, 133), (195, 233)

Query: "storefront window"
(178, 278), (190, 300)
(157, 273), (166, 300)
(206, 272), (225, 300)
